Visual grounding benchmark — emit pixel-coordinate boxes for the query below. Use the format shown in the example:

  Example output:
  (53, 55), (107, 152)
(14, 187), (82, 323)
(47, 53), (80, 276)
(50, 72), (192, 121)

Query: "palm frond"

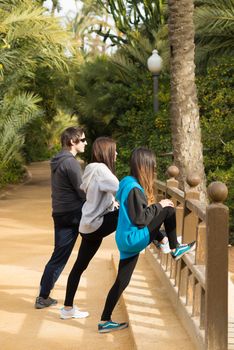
(0, 1), (71, 74)
(194, 0), (234, 67)
(0, 92), (41, 165)
(195, 2), (234, 34)
(109, 26), (168, 84)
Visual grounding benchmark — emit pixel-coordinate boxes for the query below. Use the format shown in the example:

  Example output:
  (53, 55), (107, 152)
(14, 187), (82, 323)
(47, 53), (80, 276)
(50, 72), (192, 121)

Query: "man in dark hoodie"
(35, 126), (87, 309)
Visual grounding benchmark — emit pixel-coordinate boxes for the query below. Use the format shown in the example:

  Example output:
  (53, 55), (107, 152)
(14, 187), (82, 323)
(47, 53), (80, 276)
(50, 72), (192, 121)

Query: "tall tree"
(96, 0), (166, 45)
(168, 0), (206, 199)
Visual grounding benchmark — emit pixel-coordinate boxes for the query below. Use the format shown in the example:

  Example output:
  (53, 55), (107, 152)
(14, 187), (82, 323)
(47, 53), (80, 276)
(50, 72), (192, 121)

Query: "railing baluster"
(186, 269), (193, 307)
(182, 174), (200, 243)
(192, 277), (199, 317)
(176, 204), (184, 238)
(200, 287), (205, 330)
(166, 165), (184, 238)
(196, 221), (206, 265)
(175, 259), (181, 289)
(180, 266), (188, 304)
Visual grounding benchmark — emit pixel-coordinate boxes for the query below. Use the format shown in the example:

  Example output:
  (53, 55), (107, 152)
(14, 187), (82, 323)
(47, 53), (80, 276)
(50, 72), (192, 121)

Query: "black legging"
(148, 205), (178, 249)
(101, 206), (177, 321)
(101, 254), (139, 321)
(64, 209), (119, 306)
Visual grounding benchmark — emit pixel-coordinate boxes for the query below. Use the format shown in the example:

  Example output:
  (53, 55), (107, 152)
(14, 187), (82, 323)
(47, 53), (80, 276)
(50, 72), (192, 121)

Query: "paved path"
(0, 161), (233, 350)
(0, 162), (134, 350)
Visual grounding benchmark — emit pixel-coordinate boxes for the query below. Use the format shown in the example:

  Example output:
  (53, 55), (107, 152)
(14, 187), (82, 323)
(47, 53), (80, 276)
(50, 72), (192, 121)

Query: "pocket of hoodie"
(117, 227), (149, 253)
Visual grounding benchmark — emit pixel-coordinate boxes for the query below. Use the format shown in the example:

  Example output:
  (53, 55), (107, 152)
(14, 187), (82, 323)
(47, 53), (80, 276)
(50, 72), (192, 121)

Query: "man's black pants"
(39, 209), (82, 299)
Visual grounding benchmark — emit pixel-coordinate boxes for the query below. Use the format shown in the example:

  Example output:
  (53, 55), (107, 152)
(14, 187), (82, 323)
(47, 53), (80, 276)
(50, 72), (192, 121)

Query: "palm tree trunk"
(168, 0), (207, 201)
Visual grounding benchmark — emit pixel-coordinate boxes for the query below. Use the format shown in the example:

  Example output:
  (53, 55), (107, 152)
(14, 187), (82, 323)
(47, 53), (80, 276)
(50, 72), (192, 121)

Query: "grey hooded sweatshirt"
(50, 150), (85, 214)
(79, 162), (119, 234)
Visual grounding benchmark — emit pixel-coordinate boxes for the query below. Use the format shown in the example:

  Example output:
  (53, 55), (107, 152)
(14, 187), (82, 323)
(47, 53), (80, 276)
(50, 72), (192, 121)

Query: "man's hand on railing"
(159, 199), (174, 208)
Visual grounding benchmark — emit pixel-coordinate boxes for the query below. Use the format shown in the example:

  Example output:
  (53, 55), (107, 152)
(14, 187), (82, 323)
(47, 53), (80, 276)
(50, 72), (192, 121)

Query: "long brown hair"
(130, 147), (156, 204)
(91, 137), (116, 174)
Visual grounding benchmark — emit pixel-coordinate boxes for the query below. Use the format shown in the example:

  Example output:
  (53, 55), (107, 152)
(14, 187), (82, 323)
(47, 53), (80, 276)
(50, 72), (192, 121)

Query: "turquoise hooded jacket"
(115, 176), (150, 260)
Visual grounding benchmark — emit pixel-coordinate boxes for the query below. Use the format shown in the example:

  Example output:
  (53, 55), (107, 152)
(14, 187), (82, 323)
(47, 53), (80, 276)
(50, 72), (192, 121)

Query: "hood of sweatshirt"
(80, 163), (103, 193)
(116, 176), (140, 202)
(50, 150), (74, 173)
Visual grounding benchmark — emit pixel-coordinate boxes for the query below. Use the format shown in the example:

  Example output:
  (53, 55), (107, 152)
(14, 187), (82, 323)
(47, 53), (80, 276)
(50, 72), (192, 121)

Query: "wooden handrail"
(186, 199), (206, 221)
(167, 186), (185, 204)
(156, 180), (166, 191)
(146, 165), (229, 350)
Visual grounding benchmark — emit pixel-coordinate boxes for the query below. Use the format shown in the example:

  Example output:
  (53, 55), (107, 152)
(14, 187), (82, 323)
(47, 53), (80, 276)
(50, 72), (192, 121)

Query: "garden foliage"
(197, 58), (234, 240)
(74, 54), (234, 241)
(0, 0), (233, 241)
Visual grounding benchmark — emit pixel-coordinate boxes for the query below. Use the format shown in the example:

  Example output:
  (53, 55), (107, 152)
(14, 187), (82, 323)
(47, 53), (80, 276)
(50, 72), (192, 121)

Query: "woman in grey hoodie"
(60, 137), (119, 319)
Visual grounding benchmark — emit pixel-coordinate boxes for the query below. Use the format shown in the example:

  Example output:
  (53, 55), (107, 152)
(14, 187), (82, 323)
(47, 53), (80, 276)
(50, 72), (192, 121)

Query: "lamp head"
(147, 49), (163, 74)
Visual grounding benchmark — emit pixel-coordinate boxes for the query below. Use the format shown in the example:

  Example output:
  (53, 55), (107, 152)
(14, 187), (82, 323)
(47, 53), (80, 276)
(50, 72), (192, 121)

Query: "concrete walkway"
(1, 161), (233, 349)
(0, 161), (134, 350)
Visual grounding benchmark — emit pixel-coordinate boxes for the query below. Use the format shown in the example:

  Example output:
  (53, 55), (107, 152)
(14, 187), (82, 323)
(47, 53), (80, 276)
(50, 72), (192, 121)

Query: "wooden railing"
(145, 165), (229, 350)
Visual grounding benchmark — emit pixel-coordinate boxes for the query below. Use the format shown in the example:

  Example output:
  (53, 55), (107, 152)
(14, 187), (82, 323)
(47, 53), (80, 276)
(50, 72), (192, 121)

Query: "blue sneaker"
(171, 241), (196, 261)
(98, 320), (128, 333)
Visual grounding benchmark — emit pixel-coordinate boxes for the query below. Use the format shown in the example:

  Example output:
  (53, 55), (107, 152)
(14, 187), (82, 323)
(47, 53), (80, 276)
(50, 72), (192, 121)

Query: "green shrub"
(207, 166), (234, 244)
(197, 58), (234, 241)
(113, 76), (172, 180)
(23, 112), (79, 162)
(0, 159), (25, 188)
(23, 118), (54, 162)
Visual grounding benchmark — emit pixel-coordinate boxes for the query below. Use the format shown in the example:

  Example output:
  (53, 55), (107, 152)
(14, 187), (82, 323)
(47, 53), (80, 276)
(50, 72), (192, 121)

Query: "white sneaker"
(60, 306), (89, 319)
(158, 240), (171, 254)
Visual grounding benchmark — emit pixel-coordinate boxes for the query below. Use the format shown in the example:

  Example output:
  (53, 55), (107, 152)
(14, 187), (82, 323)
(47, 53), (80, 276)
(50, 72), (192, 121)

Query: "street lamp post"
(147, 49), (163, 113)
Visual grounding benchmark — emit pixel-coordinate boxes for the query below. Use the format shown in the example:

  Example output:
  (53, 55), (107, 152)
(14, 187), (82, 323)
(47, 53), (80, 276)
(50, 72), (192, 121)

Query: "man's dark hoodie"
(50, 150), (85, 214)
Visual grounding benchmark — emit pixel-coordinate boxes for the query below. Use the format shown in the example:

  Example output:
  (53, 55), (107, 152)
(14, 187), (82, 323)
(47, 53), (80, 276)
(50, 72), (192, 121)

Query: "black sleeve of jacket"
(66, 157), (86, 200)
(127, 188), (162, 228)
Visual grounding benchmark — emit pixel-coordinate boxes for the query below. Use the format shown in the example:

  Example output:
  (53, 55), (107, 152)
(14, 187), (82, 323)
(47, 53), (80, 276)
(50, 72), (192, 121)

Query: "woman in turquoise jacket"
(98, 147), (195, 333)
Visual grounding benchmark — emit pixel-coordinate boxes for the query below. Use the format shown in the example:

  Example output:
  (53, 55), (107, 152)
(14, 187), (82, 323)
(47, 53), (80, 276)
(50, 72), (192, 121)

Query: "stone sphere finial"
(167, 165), (179, 178)
(186, 174), (201, 188)
(207, 181), (228, 203)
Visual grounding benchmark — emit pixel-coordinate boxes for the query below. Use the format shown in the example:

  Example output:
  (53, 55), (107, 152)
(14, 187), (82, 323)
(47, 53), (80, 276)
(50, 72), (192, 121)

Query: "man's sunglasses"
(79, 138), (86, 143)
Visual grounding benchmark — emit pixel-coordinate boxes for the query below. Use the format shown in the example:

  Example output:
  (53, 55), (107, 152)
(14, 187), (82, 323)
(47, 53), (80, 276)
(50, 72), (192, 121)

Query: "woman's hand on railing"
(159, 199), (174, 208)
(113, 200), (120, 209)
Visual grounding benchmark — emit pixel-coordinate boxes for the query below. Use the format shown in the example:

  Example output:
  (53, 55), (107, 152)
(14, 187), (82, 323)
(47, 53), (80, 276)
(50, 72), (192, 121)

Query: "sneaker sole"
(160, 249), (171, 254)
(35, 302), (57, 309)
(35, 304), (47, 309)
(98, 323), (128, 333)
(60, 313), (89, 319)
